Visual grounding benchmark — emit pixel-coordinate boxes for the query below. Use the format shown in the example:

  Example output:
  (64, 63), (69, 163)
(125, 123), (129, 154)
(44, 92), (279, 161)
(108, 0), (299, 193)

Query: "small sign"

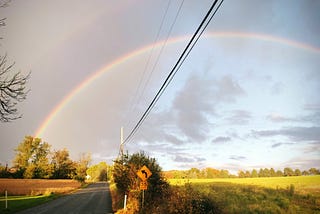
(137, 165), (152, 181)
(140, 181), (148, 190)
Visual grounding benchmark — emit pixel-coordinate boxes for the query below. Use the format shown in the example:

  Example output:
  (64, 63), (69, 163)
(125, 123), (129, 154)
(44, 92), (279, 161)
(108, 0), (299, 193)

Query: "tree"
(276, 170), (283, 177)
(86, 162), (110, 182)
(251, 169), (258, 177)
(308, 168), (319, 175)
(51, 148), (76, 179)
(13, 136), (52, 178)
(0, 1), (30, 122)
(113, 151), (169, 212)
(284, 167), (294, 176)
(294, 169), (302, 176)
(74, 153), (91, 182)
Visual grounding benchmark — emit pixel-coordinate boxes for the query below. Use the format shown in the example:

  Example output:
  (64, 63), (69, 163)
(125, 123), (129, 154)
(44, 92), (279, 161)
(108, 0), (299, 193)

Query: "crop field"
(0, 179), (81, 213)
(0, 179), (81, 195)
(168, 176), (320, 213)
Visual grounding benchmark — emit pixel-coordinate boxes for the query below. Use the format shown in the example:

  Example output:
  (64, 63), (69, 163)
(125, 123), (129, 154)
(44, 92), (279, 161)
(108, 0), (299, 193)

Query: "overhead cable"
(124, 0), (224, 144)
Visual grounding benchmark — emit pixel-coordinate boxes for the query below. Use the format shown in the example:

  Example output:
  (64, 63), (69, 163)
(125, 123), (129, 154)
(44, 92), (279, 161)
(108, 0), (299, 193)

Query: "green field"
(168, 176), (320, 213)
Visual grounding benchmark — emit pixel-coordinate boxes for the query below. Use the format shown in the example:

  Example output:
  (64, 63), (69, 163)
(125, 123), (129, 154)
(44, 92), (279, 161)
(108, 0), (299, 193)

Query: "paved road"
(17, 182), (113, 214)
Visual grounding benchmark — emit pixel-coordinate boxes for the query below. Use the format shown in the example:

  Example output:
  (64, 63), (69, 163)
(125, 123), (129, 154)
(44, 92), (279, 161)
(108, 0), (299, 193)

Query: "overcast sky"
(1, 0), (319, 173)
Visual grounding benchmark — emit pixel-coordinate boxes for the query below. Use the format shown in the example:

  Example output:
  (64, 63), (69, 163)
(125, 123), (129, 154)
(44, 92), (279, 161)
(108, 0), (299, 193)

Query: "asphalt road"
(17, 182), (113, 214)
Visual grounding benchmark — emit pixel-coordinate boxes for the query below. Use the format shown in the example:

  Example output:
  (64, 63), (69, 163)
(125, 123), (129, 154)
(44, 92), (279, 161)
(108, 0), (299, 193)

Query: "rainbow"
(34, 31), (320, 137)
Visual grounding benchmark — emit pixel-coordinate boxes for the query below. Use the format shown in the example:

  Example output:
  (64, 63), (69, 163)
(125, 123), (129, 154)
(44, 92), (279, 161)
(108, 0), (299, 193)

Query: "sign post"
(136, 165), (152, 208)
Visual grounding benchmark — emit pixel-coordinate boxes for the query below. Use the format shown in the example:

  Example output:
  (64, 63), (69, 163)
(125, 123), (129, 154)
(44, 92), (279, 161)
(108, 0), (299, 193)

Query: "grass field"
(0, 179), (82, 213)
(0, 179), (81, 195)
(168, 176), (320, 213)
(169, 175), (320, 196)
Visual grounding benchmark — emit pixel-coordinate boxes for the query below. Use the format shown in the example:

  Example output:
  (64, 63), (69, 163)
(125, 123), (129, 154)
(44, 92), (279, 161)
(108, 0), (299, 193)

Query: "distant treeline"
(0, 136), (111, 182)
(164, 167), (320, 179)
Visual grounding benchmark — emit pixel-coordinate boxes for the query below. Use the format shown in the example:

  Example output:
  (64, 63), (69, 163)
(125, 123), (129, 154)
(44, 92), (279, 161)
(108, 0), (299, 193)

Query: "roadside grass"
(0, 194), (60, 214)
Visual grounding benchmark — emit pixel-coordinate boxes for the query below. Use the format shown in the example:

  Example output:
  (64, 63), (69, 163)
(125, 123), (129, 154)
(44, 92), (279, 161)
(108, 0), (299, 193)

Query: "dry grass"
(0, 179), (81, 196)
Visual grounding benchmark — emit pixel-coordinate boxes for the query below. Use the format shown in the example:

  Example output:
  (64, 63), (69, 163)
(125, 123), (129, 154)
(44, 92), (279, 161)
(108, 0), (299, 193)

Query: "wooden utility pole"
(120, 127), (124, 157)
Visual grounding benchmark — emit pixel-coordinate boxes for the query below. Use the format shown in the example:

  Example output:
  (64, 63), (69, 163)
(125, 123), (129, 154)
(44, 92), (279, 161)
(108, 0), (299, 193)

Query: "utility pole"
(119, 127), (124, 157)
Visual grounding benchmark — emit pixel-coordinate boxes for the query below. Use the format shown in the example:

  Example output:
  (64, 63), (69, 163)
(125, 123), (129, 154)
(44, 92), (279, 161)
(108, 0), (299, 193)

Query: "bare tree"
(0, 0), (30, 122)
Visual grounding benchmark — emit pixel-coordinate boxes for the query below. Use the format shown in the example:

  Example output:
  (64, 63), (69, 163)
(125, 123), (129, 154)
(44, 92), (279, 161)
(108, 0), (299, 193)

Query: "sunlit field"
(168, 176), (320, 213)
(0, 179), (81, 213)
(169, 175), (320, 195)
(0, 179), (81, 195)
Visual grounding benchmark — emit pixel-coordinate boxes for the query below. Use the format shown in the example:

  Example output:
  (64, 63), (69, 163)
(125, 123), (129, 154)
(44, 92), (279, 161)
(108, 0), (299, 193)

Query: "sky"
(0, 0), (319, 173)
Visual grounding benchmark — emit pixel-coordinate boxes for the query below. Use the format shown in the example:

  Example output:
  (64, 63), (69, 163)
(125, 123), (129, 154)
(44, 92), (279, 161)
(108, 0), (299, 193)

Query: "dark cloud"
(229, 155), (247, 161)
(173, 154), (206, 163)
(212, 136), (231, 143)
(271, 142), (294, 148)
(172, 75), (245, 142)
(252, 126), (320, 142)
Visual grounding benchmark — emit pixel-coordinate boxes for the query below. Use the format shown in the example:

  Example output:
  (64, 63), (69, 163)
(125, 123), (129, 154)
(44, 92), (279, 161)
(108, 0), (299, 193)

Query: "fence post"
(124, 194), (127, 210)
(5, 190), (8, 209)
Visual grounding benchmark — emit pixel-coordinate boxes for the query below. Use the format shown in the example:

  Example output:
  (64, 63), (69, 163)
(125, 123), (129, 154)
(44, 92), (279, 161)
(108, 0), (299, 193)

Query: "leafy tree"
(74, 153), (91, 182)
(294, 169), (302, 176)
(270, 168), (276, 177)
(238, 170), (245, 178)
(251, 169), (258, 177)
(113, 151), (169, 212)
(0, 1), (30, 122)
(86, 161), (110, 182)
(276, 169), (283, 177)
(13, 136), (52, 178)
(308, 168), (319, 175)
(51, 148), (76, 179)
(187, 168), (201, 179)
(284, 167), (294, 176)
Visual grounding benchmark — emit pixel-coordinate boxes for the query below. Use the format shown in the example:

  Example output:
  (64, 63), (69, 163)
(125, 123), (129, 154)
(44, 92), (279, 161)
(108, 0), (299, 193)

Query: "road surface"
(17, 182), (113, 214)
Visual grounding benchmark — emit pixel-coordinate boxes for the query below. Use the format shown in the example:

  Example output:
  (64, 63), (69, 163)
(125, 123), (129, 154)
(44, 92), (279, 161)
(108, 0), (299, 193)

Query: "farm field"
(169, 175), (320, 196)
(0, 179), (81, 195)
(0, 179), (82, 213)
(168, 176), (320, 213)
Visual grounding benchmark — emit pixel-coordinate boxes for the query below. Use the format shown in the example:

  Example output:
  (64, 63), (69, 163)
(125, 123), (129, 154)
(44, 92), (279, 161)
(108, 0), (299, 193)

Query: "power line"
(123, 0), (173, 129)
(124, 0), (224, 144)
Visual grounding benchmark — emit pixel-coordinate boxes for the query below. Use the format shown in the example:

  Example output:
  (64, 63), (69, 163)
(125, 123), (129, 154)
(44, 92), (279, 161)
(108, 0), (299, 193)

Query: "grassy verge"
(0, 194), (60, 214)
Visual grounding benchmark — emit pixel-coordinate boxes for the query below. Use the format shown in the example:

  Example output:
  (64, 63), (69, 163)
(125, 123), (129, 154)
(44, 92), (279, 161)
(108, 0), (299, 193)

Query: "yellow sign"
(140, 181), (148, 190)
(137, 165), (152, 181)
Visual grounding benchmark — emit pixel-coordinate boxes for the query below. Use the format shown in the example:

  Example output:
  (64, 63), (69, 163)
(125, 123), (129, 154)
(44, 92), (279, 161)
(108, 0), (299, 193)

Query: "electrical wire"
(124, 0), (224, 144)
(123, 0), (172, 129)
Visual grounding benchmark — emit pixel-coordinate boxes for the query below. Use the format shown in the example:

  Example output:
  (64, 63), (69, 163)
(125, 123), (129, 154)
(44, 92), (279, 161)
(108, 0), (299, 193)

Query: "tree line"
(164, 167), (320, 179)
(0, 136), (93, 181)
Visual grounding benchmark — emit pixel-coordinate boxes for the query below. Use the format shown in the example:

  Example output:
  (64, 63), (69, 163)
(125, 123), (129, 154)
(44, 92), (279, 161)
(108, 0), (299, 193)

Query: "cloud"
(303, 142), (320, 154)
(172, 75), (245, 142)
(229, 155), (247, 161)
(270, 81), (284, 95)
(212, 136), (231, 143)
(252, 126), (320, 142)
(227, 110), (251, 125)
(266, 113), (298, 123)
(174, 155), (206, 163)
(271, 142), (294, 148)
(304, 103), (320, 111)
